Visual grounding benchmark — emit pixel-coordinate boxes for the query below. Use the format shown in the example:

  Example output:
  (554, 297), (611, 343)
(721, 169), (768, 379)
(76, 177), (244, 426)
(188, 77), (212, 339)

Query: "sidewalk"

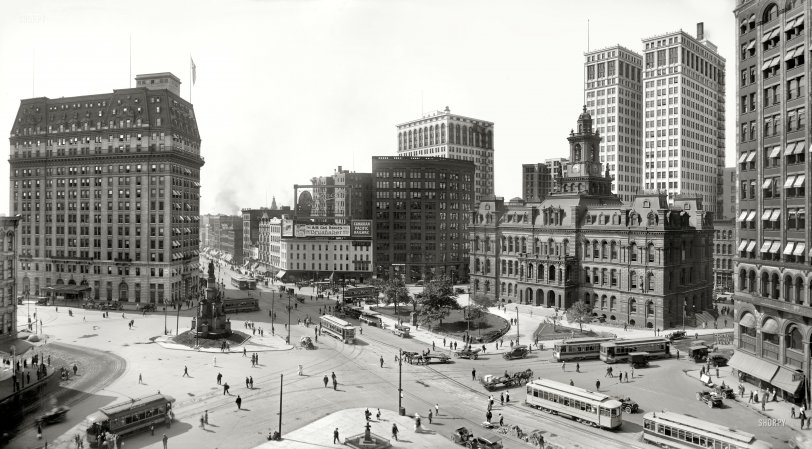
(253, 408), (458, 449)
(683, 361), (809, 432)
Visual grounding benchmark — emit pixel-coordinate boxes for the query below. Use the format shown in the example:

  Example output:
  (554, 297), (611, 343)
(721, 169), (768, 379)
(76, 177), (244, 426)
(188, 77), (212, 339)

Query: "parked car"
(502, 345), (530, 360)
(709, 354), (729, 367)
(466, 436), (503, 449)
(37, 406), (69, 425)
(667, 330), (686, 341)
(696, 390), (723, 408)
(610, 396), (639, 414)
(712, 384), (735, 399)
(455, 347), (481, 360)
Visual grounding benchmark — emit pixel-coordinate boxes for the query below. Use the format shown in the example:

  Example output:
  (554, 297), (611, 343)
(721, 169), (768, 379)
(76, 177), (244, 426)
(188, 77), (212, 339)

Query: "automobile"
(36, 406), (70, 425)
(610, 396), (639, 413)
(696, 390), (723, 408)
(667, 330), (686, 341)
(629, 352), (650, 368)
(466, 436), (503, 449)
(139, 303), (156, 312)
(709, 354), (729, 367)
(37, 297), (49, 305)
(455, 347), (481, 360)
(502, 345), (530, 360)
(711, 384), (735, 399)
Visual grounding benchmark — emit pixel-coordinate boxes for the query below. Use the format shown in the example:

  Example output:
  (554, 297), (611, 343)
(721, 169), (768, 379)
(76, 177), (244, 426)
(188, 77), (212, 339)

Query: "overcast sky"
(0, 0), (736, 215)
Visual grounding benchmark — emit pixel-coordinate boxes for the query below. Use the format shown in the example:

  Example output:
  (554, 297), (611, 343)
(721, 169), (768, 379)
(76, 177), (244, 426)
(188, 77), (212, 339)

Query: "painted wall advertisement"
(351, 219), (372, 237)
(294, 224), (350, 237)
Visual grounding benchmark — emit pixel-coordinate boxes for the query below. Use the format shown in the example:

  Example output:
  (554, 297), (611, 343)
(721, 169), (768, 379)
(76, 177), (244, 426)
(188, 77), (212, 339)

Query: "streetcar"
(552, 337), (614, 362)
(319, 314), (356, 344)
(525, 378), (623, 429)
(85, 393), (175, 446)
(599, 337), (670, 364)
(222, 298), (259, 313)
(359, 310), (382, 326)
(230, 276), (257, 290)
(641, 411), (773, 449)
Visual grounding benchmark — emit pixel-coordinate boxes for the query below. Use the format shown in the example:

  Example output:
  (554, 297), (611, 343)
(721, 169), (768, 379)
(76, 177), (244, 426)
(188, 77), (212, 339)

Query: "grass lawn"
(374, 305), (509, 343)
(172, 330), (250, 348)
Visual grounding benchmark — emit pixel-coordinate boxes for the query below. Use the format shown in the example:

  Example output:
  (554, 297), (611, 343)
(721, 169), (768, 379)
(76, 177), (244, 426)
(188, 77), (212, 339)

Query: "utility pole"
(278, 373), (283, 438)
(287, 293), (291, 344)
(515, 306), (520, 345)
(398, 348), (403, 415)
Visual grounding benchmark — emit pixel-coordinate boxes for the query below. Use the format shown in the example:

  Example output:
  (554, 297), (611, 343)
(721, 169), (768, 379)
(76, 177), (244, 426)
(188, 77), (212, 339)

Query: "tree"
(566, 301), (593, 333)
(466, 290), (494, 334)
(415, 275), (460, 330)
(372, 278), (411, 307)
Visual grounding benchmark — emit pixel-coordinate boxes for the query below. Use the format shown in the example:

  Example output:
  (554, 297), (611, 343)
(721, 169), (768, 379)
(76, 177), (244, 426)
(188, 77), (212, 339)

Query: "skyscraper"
(584, 45), (644, 202)
(8, 72), (203, 306)
(732, 0), (809, 404)
(396, 107), (494, 203)
(641, 24), (726, 215)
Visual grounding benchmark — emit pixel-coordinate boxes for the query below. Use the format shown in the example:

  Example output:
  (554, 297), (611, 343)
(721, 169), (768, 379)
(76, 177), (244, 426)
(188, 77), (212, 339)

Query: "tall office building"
(584, 46), (644, 202)
(396, 107), (494, 203)
(641, 23), (726, 215)
(372, 156), (474, 282)
(308, 166), (373, 224)
(721, 167), (737, 220)
(732, 0), (810, 404)
(8, 73), (203, 305)
(522, 158), (569, 202)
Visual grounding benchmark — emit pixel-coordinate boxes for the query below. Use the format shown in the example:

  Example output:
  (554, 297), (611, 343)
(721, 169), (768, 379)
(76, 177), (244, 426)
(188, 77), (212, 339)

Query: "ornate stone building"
(469, 107), (714, 330)
(0, 217), (20, 343)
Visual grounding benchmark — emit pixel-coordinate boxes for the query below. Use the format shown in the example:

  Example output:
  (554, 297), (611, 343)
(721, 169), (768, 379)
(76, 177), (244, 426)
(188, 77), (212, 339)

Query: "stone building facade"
(469, 108), (714, 330)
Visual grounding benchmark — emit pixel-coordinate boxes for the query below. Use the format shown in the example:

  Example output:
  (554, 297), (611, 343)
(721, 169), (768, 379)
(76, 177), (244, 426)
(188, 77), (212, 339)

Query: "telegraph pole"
(398, 348), (403, 415)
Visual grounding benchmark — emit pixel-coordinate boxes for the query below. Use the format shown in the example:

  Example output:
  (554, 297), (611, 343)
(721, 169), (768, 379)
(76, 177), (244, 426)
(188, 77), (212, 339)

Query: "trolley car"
(600, 337), (670, 364)
(85, 393), (175, 447)
(642, 411), (773, 449)
(230, 276), (257, 290)
(552, 337), (614, 362)
(525, 378), (623, 429)
(319, 315), (356, 344)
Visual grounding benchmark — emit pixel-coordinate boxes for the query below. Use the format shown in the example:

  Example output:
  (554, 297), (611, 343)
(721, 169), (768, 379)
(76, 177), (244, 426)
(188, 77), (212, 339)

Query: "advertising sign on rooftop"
(351, 219), (372, 237)
(294, 224), (350, 238)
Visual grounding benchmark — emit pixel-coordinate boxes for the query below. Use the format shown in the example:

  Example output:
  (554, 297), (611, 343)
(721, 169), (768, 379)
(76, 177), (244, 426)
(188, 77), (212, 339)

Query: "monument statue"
(208, 260), (215, 279)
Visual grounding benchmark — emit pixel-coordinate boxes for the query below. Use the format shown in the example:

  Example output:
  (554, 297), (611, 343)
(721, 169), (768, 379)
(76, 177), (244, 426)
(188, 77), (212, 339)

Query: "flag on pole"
(190, 56), (197, 85)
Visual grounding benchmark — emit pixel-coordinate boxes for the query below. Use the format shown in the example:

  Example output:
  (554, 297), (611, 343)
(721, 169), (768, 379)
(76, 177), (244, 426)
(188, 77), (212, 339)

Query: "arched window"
(628, 298), (637, 313)
(440, 124), (446, 143)
(763, 3), (778, 23)
(629, 242), (638, 261)
(787, 325), (803, 351)
(646, 271), (654, 290)
(648, 243), (655, 262)
(600, 295), (607, 309)
(562, 239), (569, 257)
(630, 270), (638, 289)
(593, 240), (600, 258)
(485, 259), (491, 274)
(584, 267), (591, 284)
(610, 296), (617, 311)
(549, 265), (556, 281)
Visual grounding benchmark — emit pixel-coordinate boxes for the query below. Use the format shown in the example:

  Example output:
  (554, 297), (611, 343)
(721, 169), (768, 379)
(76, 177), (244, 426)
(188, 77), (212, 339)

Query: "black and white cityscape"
(0, 1), (808, 448)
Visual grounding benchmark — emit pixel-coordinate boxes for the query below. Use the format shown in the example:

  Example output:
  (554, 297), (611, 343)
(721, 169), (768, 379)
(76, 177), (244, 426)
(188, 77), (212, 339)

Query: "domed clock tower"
(561, 106), (613, 195)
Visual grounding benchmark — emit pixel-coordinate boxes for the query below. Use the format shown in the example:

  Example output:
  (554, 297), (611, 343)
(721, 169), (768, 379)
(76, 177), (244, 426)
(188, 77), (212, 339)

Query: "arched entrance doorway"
(525, 287), (533, 305)
(119, 282), (129, 302)
(535, 289), (544, 306)
(546, 290), (556, 308)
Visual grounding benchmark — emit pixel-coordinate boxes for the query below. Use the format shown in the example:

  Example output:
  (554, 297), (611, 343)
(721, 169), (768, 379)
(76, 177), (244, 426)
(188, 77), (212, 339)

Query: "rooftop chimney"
(696, 22), (705, 41)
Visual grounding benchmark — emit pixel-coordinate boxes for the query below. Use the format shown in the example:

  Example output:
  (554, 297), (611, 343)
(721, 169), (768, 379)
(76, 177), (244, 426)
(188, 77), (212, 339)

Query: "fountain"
(344, 421), (391, 448)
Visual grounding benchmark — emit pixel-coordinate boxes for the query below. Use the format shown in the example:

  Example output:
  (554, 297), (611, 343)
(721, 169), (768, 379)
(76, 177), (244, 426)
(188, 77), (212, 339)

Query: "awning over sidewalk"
(275, 270), (287, 279)
(728, 351), (778, 383)
(771, 366), (803, 394)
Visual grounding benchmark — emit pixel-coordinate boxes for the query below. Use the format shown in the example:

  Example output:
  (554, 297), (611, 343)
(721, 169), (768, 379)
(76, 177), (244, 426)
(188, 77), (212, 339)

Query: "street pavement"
(12, 261), (806, 449)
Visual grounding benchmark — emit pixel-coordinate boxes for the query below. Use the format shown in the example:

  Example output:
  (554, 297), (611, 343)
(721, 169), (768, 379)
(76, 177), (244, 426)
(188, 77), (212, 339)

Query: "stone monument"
(192, 260), (231, 338)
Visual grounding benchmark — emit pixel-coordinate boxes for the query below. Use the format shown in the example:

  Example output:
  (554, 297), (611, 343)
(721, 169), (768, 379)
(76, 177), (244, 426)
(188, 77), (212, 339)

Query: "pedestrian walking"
(138, 373), (143, 384)
(183, 366), (189, 377)
(217, 372), (222, 385)
(506, 391), (510, 403)
(376, 408), (381, 421)
(499, 414), (504, 426)
(245, 377), (250, 388)
(472, 368), (476, 380)
(223, 382), (230, 395)
(333, 428), (340, 444)
(298, 364), (303, 376)
(562, 362), (566, 371)
(428, 409), (433, 423)
(716, 368), (719, 378)
(236, 395), (242, 410)
(500, 392), (504, 406)
(392, 423), (399, 441)
(162, 434), (168, 449)
(380, 356), (384, 368)
(435, 403), (439, 415)
(576, 362), (580, 373)
(791, 407), (796, 419)
(570, 379), (574, 386)
(631, 368), (634, 378)
(204, 410), (208, 424)
(250, 376), (254, 389)
(200, 415), (205, 429)
(323, 375), (329, 388)
(596, 380), (601, 391)
(150, 424), (155, 435)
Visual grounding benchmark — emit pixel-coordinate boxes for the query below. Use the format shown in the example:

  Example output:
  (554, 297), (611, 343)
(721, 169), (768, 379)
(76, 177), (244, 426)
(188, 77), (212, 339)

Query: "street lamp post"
(398, 348), (403, 415)
(515, 306), (520, 346)
(286, 292), (291, 344)
(163, 296), (168, 335)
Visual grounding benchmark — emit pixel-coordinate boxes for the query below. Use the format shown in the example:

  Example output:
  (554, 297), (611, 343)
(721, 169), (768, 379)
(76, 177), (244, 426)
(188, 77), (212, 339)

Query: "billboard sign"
(282, 219), (294, 237)
(351, 219), (372, 237)
(294, 224), (350, 238)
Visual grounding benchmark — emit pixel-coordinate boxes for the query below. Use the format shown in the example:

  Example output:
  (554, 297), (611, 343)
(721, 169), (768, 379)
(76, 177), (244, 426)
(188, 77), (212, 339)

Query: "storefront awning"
(785, 176), (797, 188)
(746, 211), (757, 221)
(746, 151), (757, 162)
(737, 211), (748, 222)
(728, 351), (778, 383)
(738, 240), (749, 251)
(771, 367), (804, 395)
(739, 313), (756, 328)
(760, 241), (773, 253)
(738, 152), (749, 163)
(275, 270), (287, 279)
(794, 243), (806, 256)
(762, 179), (773, 190)
(784, 142), (798, 156)
(794, 175), (806, 188)
(768, 146), (782, 158)
(769, 241), (782, 253)
(784, 242), (796, 255)
(792, 141), (806, 154)
(746, 240), (757, 252)
(762, 318), (779, 334)
(761, 209), (773, 220)
(770, 209), (781, 221)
